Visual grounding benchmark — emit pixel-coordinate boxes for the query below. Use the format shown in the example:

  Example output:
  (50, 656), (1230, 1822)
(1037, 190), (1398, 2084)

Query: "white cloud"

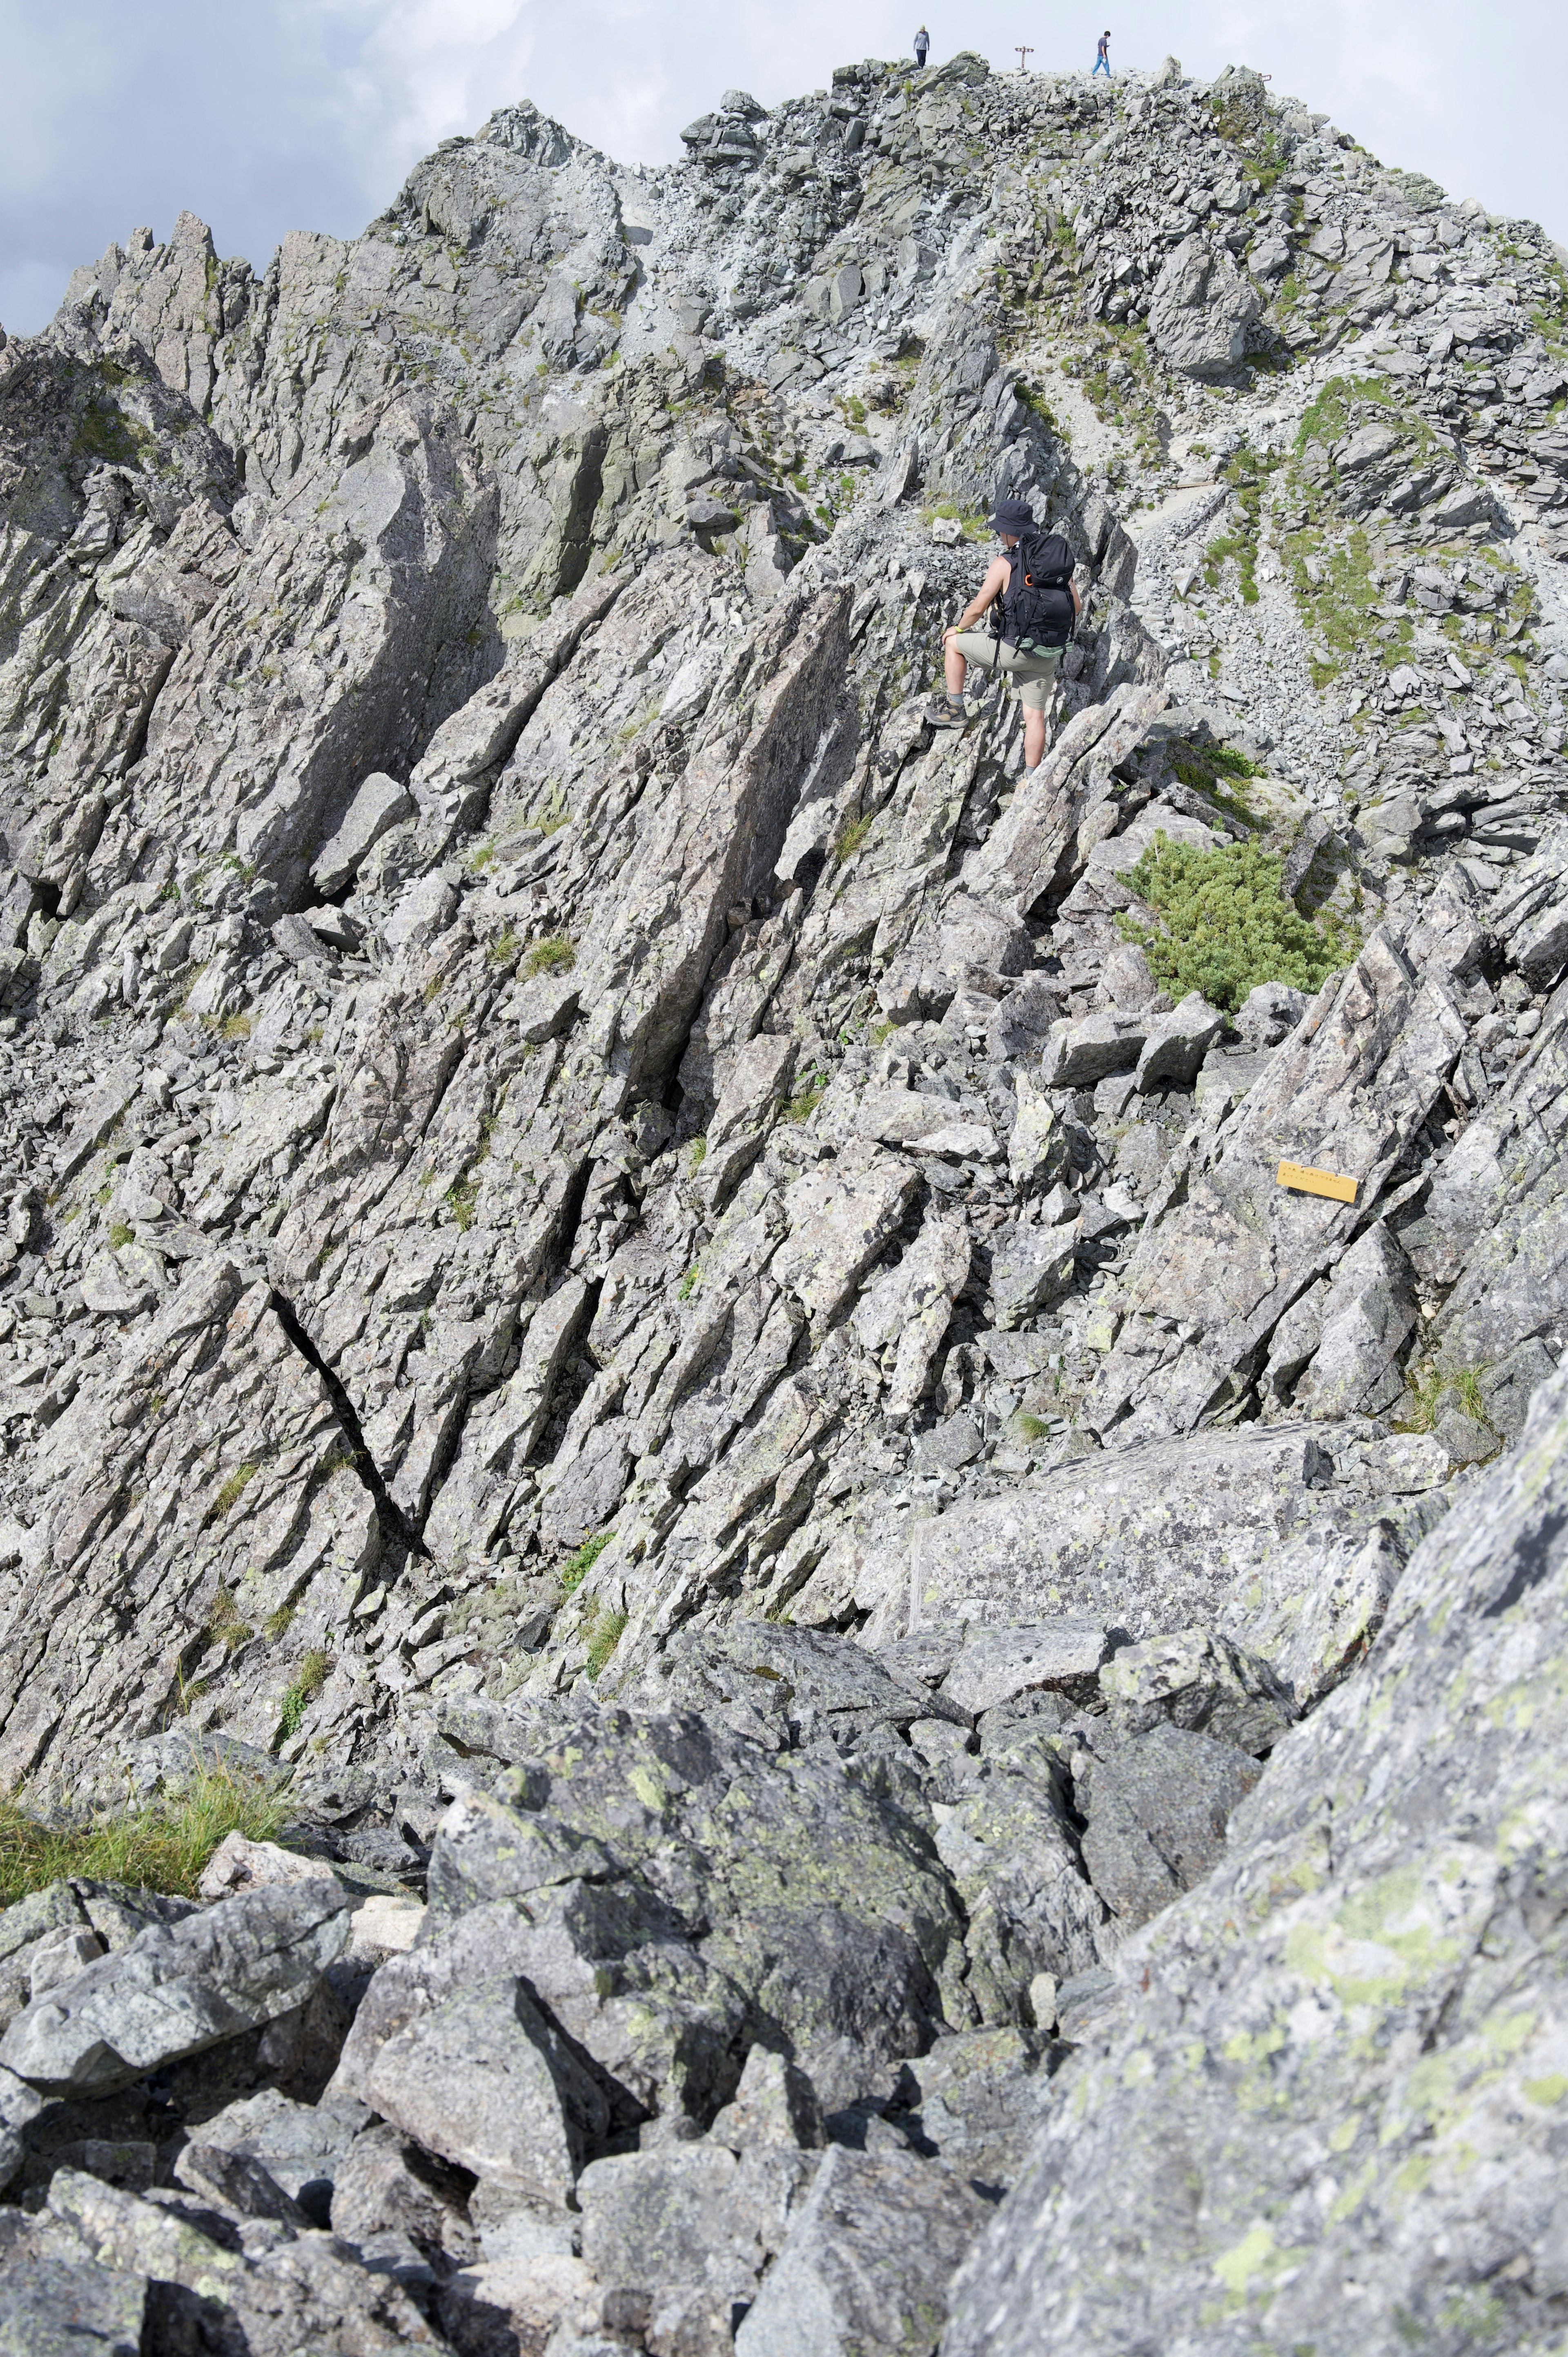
(0, 0), (1561, 335)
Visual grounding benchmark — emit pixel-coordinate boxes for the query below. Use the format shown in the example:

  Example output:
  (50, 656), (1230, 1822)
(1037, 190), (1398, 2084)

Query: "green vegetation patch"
(780, 1077), (828, 1124)
(1119, 832), (1354, 1013)
(277, 1649), (333, 1743)
(524, 934), (575, 977)
(1394, 1360), (1498, 1450)
(74, 392), (158, 469)
(0, 1764), (287, 1906)
(1203, 444), (1282, 604)
(562, 1530), (613, 1593)
(585, 1607), (628, 1681)
(1168, 740), (1265, 829)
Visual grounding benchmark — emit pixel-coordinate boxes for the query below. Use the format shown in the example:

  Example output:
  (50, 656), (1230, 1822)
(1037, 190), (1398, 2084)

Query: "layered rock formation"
(1, 46), (1567, 2355)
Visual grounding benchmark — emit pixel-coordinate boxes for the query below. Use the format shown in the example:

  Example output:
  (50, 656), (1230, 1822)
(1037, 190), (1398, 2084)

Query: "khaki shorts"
(951, 631), (1062, 711)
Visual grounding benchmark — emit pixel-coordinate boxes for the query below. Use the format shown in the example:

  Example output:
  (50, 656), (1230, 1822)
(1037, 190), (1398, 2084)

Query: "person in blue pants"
(914, 25), (930, 65)
(1093, 29), (1111, 72)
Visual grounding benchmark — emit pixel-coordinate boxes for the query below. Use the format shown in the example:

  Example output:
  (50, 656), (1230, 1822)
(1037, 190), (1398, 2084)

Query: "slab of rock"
(0, 1882), (351, 2096)
(345, 1969), (609, 2201)
(193, 2085), (370, 2221)
(1096, 932), (1465, 1433)
(578, 2143), (817, 2302)
(942, 1621), (1111, 1715)
(1133, 990), (1225, 1093)
(1147, 236), (1261, 378)
(1293, 1220), (1417, 1418)
(987, 1222), (1077, 1329)
(895, 2027), (1049, 2196)
(1076, 1721), (1262, 1930)
(1098, 1626), (1296, 1753)
(911, 1425), (1331, 1638)
(774, 1146), (919, 1331)
(945, 1365), (1568, 2357)
(708, 2045), (824, 2151)
(1040, 1008), (1147, 1088)
(734, 2144), (985, 2357)
(933, 1729), (1108, 2017)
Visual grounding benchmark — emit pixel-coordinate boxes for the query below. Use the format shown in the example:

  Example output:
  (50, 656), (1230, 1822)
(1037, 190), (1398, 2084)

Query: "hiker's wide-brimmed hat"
(988, 497), (1036, 535)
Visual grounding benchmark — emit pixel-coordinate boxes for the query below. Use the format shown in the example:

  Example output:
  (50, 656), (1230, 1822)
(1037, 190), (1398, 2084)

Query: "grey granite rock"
(0, 1882), (352, 2096)
(735, 2145), (984, 2357)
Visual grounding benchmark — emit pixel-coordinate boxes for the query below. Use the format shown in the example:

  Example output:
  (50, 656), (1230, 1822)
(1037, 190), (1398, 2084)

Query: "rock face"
(0, 36), (1566, 2357)
(946, 1367), (1568, 2357)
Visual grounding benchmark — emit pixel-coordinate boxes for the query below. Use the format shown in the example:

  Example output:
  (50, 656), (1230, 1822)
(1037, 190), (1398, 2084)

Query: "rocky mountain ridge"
(0, 47), (1567, 2355)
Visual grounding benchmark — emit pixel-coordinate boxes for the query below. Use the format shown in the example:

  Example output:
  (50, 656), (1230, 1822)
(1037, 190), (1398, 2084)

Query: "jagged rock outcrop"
(0, 40), (1566, 2356)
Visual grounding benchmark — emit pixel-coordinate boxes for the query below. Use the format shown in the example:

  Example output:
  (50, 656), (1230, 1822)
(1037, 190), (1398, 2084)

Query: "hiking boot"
(922, 693), (968, 728)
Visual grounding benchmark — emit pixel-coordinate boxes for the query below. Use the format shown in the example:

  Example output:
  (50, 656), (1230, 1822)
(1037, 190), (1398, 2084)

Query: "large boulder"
(1147, 236), (1261, 379)
(944, 1367), (1568, 2354)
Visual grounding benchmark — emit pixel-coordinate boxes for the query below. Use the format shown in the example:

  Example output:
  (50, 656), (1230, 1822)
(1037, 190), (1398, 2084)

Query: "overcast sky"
(2, 0), (1562, 336)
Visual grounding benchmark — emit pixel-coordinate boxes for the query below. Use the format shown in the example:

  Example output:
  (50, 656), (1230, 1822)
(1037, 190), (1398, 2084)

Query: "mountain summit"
(0, 52), (1566, 2354)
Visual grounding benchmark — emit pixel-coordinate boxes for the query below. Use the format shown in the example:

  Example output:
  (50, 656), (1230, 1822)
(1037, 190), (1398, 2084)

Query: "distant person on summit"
(926, 498), (1080, 774)
(1093, 29), (1111, 74)
(914, 25), (930, 66)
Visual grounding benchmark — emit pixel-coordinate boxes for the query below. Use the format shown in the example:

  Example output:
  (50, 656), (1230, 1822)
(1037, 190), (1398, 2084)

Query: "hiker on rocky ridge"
(914, 25), (930, 67)
(927, 497), (1080, 773)
(1093, 29), (1112, 74)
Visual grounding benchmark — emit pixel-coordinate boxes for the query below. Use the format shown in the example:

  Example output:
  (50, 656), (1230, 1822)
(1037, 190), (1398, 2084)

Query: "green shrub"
(1118, 832), (1352, 1013)
(562, 1531), (613, 1593)
(0, 1764), (286, 1905)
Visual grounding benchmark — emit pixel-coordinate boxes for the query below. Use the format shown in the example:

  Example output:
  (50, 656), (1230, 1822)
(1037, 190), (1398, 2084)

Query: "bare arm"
(944, 555), (1011, 638)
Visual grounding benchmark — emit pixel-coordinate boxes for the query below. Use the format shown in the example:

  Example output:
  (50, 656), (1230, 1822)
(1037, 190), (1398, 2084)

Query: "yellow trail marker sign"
(1277, 1160), (1357, 1204)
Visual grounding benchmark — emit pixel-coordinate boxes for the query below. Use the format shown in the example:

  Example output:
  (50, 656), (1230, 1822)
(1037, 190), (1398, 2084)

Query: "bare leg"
(1023, 705), (1047, 768)
(943, 639), (968, 696)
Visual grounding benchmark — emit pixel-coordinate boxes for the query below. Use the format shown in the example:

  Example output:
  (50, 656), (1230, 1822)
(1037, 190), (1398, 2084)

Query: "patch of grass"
(220, 1013), (251, 1041)
(446, 1173), (479, 1231)
(1202, 444), (1282, 604)
(523, 935), (575, 977)
(833, 813), (874, 862)
(206, 1585), (254, 1655)
(488, 928), (520, 966)
(0, 1765), (287, 1906)
(264, 1605), (295, 1641)
(1118, 832), (1355, 1014)
(562, 1531), (613, 1593)
(780, 1078), (827, 1123)
(108, 1221), (135, 1250)
(209, 1463), (260, 1520)
(277, 1649), (332, 1742)
(1013, 1412), (1052, 1443)
(1393, 1360), (1494, 1440)
(678, 1265), (701, 1301)
(73, 392), (158, 469)
(1283, 522), (1385, 681)
(585, 1607), (628, 1681)
(688, 1135), (707, 1168)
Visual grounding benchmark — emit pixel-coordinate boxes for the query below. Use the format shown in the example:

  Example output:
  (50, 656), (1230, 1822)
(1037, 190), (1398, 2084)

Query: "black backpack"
(998, 532), (1076, 652)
